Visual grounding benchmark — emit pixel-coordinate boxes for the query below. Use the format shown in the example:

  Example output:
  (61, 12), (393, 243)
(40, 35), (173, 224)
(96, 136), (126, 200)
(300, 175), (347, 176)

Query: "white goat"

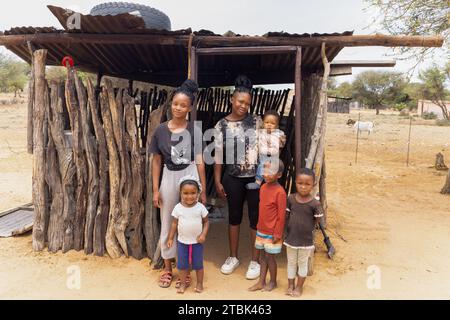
(353, 121), (374, 135)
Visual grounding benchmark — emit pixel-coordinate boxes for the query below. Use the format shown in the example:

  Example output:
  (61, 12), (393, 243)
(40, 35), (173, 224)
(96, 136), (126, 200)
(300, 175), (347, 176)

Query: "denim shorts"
(177, 241), (204, 270)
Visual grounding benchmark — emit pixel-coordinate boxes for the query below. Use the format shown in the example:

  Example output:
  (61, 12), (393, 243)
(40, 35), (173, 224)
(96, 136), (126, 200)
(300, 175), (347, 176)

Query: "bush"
(399, 108), (410, 116)
(422, 112), (438, 120)
(393, 102), (408, 112)
(436, 119), (450, 126)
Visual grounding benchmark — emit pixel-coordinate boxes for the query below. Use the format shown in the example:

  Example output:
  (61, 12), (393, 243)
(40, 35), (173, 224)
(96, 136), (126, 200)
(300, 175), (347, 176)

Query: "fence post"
(355, 112), (361, 164)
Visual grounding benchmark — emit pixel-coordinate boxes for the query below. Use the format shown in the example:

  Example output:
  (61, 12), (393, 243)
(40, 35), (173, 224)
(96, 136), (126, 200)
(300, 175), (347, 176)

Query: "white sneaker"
(220, 257), (240, 274)
(246, 260), (261, 280)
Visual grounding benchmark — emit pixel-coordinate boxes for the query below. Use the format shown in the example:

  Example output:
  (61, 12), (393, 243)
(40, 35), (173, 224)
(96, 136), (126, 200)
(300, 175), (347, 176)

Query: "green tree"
(352, 71), (407, 114)
(0, 54), (29, 96)
(366, 0), (449, 65)
(402, 82), (423, 110)
(418, 63), (450, 119)
(329, 81), (353, 98)
(46, 66), (67, 82)
(327, 78), (337, 91)
(46, 66), (96, 84)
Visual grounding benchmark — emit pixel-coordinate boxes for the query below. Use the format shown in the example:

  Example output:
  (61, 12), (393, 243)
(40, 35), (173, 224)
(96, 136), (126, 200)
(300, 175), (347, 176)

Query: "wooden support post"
(128, 79), (134, 95)
(294, 47), (302, 175)
(74, 72), (100, 255)
(47, 81), (74, 253)
(355, 112), (361, 164)
(26, 41), (36, 154)
(189, 46), (198, 121)
(144, 104), (166, 261)
(100, 81), (122, 259)
(87, 79), (109, 256)
(319, 155), (328, 227)
(96, 72), (102, 91)
(406, 116), (412, 167)
(31, 49), (48, 251)
(65, 68), (88, 251)
(124, 91), (145, 259)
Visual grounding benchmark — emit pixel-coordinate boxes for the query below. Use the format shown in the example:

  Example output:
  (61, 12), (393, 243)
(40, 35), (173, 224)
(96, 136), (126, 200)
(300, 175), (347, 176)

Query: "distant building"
(327, 96), (351, 113)
(417, 100), (449, 119)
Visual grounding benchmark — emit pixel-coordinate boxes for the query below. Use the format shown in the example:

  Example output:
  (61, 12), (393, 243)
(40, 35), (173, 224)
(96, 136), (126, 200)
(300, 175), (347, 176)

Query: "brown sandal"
(158, 271), (173, 288)
(175, 273), (191, 289)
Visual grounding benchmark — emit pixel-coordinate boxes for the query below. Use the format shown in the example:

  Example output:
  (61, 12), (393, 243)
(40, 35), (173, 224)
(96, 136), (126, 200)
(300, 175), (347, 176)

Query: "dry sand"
(1, 97), (449, 299)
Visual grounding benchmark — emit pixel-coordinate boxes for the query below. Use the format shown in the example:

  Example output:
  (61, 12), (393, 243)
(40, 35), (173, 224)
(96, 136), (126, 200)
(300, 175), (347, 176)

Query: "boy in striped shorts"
(249, 160), (287, 292)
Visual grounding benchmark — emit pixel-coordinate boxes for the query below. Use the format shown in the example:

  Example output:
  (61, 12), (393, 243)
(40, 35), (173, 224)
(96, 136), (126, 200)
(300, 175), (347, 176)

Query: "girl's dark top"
(214, 114), (262, 178)
(149, 121), (204, 171)
(284, 195), (324, 248)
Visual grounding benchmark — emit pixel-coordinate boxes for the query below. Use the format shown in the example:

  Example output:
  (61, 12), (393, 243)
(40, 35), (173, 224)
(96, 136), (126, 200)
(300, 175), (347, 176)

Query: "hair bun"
(234, 75), (253, 90)
(180, 79), (199, 94)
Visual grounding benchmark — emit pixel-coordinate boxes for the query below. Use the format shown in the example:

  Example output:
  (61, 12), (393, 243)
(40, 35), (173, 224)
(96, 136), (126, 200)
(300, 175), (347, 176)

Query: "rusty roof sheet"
(48, 5), (193, 35)
(1, 5), (352, 86)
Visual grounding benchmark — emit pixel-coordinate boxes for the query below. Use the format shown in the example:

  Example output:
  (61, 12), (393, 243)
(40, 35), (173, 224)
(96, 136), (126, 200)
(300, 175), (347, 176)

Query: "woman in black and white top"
(214, 75), (263, 280)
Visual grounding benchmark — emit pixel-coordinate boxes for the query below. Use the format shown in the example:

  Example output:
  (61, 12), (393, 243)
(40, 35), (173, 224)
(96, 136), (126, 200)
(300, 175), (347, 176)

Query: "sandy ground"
(0, 96), (449, 300)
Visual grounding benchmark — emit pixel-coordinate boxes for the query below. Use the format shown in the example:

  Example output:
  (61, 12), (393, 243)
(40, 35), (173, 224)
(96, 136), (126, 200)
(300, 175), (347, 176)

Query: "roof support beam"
(331, 60), (396, 67)
(196, 46), (297, 55)
(0, 33), (443, 48)
(330, 66), (353, 77)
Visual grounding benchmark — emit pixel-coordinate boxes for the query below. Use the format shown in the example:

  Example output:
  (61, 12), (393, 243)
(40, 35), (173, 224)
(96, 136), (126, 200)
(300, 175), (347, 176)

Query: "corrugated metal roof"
(48, 5), (193, 35)
(1, 5), (351, 86)
(0, 205), (34, 237)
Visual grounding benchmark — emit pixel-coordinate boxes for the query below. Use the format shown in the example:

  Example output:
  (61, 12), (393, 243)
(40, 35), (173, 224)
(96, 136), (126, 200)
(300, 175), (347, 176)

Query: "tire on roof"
(90, 2), (171, 31)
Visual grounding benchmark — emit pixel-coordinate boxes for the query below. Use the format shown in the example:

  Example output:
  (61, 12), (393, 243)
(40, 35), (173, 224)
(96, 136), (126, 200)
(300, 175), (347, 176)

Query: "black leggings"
(222, 172), (260, 230)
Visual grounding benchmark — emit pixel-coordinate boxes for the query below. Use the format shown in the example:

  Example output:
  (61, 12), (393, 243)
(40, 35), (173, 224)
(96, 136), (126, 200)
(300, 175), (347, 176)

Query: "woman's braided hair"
(174, 79), (199, 105)
(233, 75), (253, 96)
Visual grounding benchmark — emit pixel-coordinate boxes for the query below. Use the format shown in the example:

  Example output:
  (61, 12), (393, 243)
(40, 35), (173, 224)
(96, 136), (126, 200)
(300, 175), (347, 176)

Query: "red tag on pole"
(62, 56), (74, 68)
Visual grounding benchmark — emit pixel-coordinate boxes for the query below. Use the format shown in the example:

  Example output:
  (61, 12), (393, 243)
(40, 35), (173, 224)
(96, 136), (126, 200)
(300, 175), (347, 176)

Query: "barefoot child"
(284, 168), (324, 297)
(167, 176), (209, 294)
(246, 110), (285, 190)
(249, 160), (286, 292)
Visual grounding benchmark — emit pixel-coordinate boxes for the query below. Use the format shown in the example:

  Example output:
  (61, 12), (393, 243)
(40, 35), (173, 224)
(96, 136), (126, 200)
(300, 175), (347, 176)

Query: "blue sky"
(0, 0), (446, 85)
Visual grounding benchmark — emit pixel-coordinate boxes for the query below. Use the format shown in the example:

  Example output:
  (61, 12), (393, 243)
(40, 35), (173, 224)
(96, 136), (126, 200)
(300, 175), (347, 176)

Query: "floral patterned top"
(214, 114), (263, 178)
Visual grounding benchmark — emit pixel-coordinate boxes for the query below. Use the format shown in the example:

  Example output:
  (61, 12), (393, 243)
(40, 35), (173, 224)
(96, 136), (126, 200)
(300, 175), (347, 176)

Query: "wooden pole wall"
(30, 64), (329, 259)
(189, 46), (198, 121)
(294, 47), (302, 175)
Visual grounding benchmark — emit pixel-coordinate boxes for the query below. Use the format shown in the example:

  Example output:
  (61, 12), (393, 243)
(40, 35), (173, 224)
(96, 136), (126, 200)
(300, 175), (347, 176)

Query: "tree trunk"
(124, 92), (145, 259)
(31, 49), (49, 252)
(306, 43), (330, 182)
(86, 79), (110, 257)
(100, 82), (123, 259)
(74, 73), (100, 255)
(441, 168), (450, 195)
(105, 81), (130, 257)
(46, 82), (65, 252)
(48, 82), (77, 253)
(27, 52), (35, 154)
(435, 152), (448, 171)
(65, 68), (88, 251)
(319, 156), (328, 227)
(144, 105), (165, 260)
